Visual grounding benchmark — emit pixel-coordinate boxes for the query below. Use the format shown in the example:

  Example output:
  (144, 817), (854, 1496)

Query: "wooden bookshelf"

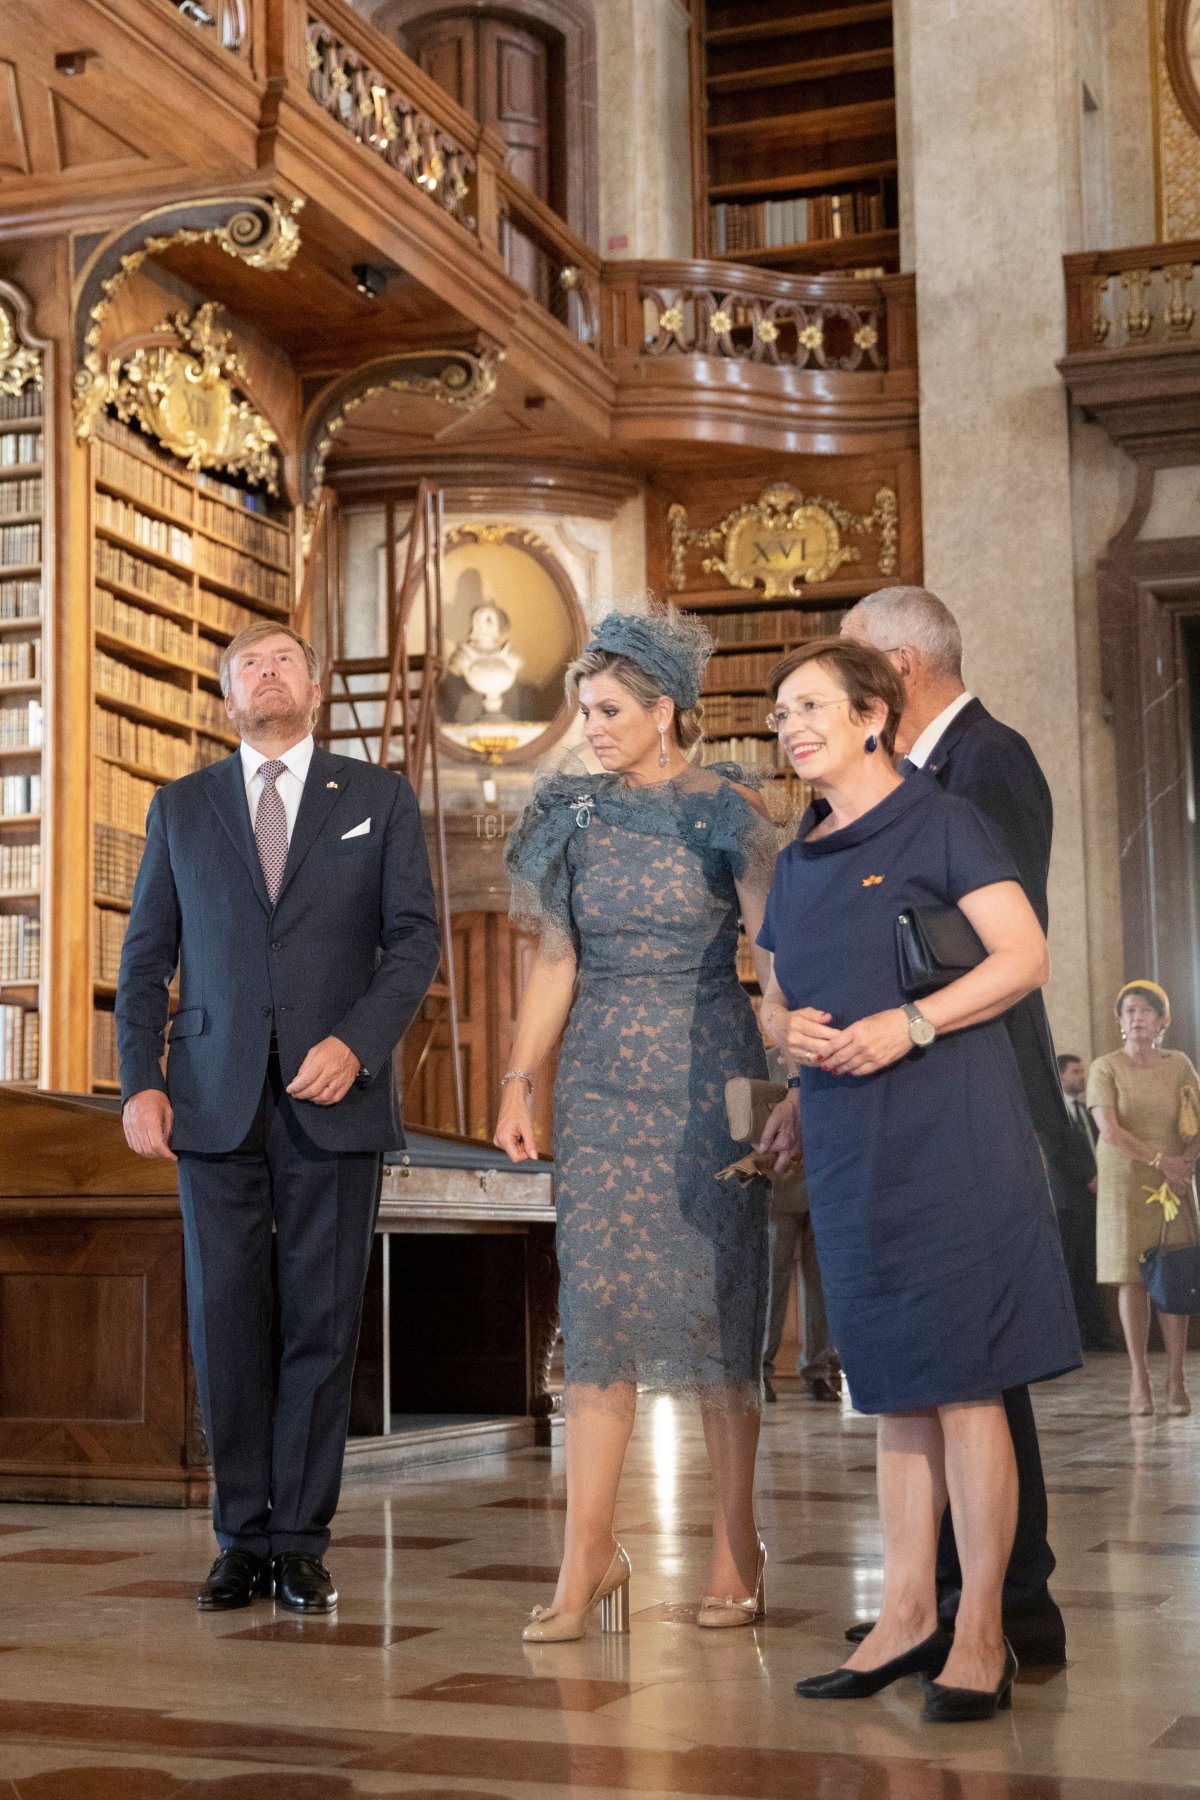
(88, 414), (295, 1091)
(694, 592), (848, 783)
(0, 365), (45, 1086)
(693, 0), (900, 275)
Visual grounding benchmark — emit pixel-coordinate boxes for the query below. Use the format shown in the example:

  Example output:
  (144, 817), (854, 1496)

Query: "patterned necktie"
(254, 759), (288, 903)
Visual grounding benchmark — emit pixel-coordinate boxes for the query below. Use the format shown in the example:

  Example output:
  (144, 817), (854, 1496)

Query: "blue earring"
(864, 734), (878, 754)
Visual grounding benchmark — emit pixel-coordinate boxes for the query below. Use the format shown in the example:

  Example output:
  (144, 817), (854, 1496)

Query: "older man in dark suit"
(840, 584), (1073, 1667)
(118, 623), (440, 1614)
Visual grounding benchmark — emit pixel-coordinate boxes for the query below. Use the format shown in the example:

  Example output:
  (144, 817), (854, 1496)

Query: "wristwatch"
(903, 1002), (936, 1048)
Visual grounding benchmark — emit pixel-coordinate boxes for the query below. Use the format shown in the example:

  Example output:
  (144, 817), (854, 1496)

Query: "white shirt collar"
(239, 733), (315, 786)
(905, 692), (974, 769)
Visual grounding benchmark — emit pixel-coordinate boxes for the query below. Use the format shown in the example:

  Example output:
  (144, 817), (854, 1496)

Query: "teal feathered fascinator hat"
(585, 602), (714, 708)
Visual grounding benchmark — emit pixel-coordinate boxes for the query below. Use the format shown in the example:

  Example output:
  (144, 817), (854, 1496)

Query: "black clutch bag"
(895, 905), (986, 1000)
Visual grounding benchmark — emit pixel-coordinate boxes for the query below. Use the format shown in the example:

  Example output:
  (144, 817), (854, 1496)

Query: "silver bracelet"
(500, 1068), (535, 1091)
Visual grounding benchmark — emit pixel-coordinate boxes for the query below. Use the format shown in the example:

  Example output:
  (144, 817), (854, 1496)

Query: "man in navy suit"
(118, 623), (440, 1613)
(841, 585), (1072, 1666)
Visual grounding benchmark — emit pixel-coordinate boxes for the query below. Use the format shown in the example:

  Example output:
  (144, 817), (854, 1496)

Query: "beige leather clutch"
(725, 1076), (788, 1145)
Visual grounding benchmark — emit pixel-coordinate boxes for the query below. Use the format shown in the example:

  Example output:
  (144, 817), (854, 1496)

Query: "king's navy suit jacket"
(115, 744), (441, 1156)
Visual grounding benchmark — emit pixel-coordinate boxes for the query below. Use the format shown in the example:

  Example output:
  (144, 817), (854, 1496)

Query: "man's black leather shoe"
(196, 1549), (272, 1611)
(763, 1376), (777, 1403)
(273, 1552), (337, 1613)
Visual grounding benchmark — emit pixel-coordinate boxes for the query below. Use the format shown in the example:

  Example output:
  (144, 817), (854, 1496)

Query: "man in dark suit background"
(841, 584), (1073, 1666)
(1051, 1052), (1116, 1350)
(118, 623), (440, 1614)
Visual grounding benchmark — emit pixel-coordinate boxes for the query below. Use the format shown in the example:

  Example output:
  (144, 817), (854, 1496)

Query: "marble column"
(593, 0), (693, 258)
(894, 0), (1094, 1057)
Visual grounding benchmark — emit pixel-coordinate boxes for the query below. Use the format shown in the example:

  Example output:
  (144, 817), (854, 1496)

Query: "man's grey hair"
(845, 586), (963, 679)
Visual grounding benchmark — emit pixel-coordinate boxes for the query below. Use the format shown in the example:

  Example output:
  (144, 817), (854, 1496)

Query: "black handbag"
(895, 905), (986, 1000)
(1140, 1186), (1200, 1316)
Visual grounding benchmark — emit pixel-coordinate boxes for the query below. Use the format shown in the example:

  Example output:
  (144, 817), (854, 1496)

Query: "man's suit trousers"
(176, 1054), (382, 1557)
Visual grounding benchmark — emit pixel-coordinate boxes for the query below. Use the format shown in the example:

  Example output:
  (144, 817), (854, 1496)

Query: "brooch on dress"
(572, 793), (594, 829)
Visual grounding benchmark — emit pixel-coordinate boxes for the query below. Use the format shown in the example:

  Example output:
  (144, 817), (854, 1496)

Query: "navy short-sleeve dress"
(758, 773), (1081, 1414)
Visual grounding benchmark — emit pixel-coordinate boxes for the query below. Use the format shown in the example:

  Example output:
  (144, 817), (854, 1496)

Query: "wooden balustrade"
(1064, 242), (1200, 354)
(600, 261), (916, 375)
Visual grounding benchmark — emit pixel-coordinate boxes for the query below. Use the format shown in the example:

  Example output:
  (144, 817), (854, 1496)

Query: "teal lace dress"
(505, 764), (776, 1405)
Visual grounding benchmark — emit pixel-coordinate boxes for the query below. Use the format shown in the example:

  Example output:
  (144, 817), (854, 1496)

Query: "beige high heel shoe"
(521, 1544), (631, 1643)
(696, 1540), (767, 1629)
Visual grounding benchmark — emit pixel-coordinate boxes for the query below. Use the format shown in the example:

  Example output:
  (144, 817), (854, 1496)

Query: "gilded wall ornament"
(0, 301), (41, 396)
(73, 195), (303, 440)
(669, 483), (898, 598)
(301, 350), (502, 549)
(108, 303), (281, 490)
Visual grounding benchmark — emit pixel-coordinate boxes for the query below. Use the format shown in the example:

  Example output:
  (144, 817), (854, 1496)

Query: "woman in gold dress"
(1087, 981), (1200, 1417)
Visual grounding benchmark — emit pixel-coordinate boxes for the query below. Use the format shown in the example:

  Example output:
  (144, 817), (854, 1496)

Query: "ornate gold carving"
(1119, 269), (1154, 339)
(1163, 262), (1197, 334)
(1155, 0), (1200, 241)
(445, 522), (552, 554)
(669, 483), (898, 598)
(659, 305), (684, 334)
(74, 196), (303, 440)
(0, 301), (41, 395)
(1091, 274), (1111, 343)
(107, 303), (280, 490)
(302, 350), (502, 549)
(709, 308), (732, 336)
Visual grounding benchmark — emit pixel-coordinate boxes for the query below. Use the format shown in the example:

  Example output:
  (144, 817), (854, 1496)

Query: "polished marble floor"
(1, 1354), (1199, 1797)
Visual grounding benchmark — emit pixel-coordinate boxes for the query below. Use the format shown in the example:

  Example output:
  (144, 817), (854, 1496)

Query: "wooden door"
(402, 910), (557, 1148)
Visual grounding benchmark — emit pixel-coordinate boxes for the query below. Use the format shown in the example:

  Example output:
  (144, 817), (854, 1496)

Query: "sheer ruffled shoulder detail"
(503, 763), (595, 959)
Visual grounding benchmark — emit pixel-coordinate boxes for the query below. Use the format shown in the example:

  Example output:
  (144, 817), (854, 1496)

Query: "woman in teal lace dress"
(495, 608), (777, 1642)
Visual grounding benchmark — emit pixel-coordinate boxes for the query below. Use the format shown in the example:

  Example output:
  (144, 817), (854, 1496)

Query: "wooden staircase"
(302, 483), (466, 1133)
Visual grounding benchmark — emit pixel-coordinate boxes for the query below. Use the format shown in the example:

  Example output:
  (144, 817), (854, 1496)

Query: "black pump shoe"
(794, 1628), (951, 1700)
(922, 1641), (1018, 1722)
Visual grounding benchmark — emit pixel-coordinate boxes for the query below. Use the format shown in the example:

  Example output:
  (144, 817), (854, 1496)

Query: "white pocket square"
(340, 817), (371, 840)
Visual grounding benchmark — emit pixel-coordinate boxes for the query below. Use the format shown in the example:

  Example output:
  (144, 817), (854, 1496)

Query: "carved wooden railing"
(495, 169), (601, 347)
(601, 261), (917, 375)
(1064, 242), (1200, 353)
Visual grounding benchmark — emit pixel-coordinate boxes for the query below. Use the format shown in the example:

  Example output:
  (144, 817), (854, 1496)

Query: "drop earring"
(659, 726), (670, 768)
(864, 734), (878, 754)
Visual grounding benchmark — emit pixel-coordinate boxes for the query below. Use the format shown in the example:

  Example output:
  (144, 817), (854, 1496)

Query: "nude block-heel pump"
(696, 1541), (767, 1628)
(522, 1544), (632, 1644)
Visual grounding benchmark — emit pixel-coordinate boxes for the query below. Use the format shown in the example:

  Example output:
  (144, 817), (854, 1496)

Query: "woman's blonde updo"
(565, 648), (705, 756)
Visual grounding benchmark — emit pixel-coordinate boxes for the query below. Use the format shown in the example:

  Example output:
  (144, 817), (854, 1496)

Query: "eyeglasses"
(764, 698), (853, 734)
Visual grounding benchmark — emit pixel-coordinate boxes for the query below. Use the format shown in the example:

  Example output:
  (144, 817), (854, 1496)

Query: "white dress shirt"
(905, 691), (975, 770)
(239, 734), (314, 846)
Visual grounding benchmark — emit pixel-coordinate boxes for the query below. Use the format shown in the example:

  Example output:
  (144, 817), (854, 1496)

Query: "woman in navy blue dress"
(757, 637), (1080, 1723)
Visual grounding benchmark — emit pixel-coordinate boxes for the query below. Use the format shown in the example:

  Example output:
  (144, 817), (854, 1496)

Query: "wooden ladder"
(304, 483), (465, 1134)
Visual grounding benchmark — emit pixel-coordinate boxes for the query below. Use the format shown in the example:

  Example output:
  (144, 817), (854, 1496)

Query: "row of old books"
(0, 521), (40, 567)
(96, 491), (194, 569)
(94, 824), (144, 903)
(703, 649), (781, 690)
(0, 913), (40, 981)
(711, 189), (887, 254)
(196, 490), (290, 571)
(0, 697), (42, 749)
(1, 772), (40, 815)
(95, 759), (157, 838)
(196, 586), (259, 638)
(0, 477), (41, 516)
(194, 688), (232, 737)
(95, 536), (193, 614)
(93, 706), (194, 782)
(94, 586), (194, 666)
(0, 1005), (38, 1081)
(701, 736), (778, 769)
(94, 429), (192, 523)
(0, 432), (40, 467)
(92, 1008), (118, 1084)
(702, 693), (774, 735)
(195, 635), (223, 679)
(196, 536), (289, 610)
(0, 637), (39, 682)
(0, 389), (39, 422)
(94, 648), (192, 723)
(0, 841), (42, 891)
(94, 905), (128, 985)
(0, 577), (39, 620)
(708, 608), (843, 646)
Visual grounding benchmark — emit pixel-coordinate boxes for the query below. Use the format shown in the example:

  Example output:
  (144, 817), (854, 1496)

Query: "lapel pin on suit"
(326, 781), (339, 790)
